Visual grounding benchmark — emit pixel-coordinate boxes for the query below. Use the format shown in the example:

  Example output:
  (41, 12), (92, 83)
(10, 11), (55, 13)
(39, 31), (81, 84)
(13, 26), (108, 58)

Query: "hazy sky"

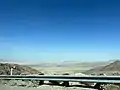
(0, 0), (120, 62)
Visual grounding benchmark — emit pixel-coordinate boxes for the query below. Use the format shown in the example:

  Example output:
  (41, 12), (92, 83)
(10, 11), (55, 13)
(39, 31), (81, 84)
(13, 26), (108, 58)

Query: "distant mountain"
(28, 61), (110, 68)
(0, 63), (42, 75)
(83, 60), (120, 75)
(0, 59), (8, 62)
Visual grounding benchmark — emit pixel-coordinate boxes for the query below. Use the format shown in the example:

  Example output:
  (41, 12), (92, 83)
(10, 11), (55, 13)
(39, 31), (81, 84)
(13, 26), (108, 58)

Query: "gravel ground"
(0, 84), (96, 90)
(0, 80), (96, 90)
(0, 80), (120, 90)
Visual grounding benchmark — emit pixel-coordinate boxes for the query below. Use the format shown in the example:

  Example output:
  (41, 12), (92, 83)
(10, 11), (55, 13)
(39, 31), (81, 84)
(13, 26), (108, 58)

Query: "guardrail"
(0, 75), (120, 83)
(0, 75), (120, 90)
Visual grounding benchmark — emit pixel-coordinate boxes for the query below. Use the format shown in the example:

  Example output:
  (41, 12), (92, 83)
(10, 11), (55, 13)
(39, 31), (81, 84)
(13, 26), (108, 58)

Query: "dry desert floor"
(0, 84), (96, 90)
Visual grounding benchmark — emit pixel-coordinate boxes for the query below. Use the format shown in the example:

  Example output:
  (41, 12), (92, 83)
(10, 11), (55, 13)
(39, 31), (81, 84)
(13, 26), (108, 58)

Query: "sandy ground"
(0, 84), (96, 90)
(32, 66), (92, 74)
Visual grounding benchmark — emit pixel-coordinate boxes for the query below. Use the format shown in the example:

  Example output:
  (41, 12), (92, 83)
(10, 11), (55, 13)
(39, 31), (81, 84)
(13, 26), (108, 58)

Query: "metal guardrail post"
(39, 80), (44, 85)
(62, 81), (69, 87)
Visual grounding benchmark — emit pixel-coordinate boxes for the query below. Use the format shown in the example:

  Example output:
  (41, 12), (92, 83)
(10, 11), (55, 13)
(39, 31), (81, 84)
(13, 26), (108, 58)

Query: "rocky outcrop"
(0, 63), (42, 75)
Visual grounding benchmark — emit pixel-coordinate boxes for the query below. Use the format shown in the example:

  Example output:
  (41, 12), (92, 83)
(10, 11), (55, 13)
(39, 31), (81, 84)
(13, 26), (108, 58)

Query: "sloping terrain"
(101, 60), (120, 71)
(0, 63), (42, 75)
(83, 60), (120, 75)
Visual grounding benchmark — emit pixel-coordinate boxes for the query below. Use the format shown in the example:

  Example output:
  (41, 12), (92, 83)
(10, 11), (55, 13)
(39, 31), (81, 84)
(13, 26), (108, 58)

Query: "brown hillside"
(101, 60), (120, 71)
(0, 63), (42, 75)
(83, 60), (120, 75)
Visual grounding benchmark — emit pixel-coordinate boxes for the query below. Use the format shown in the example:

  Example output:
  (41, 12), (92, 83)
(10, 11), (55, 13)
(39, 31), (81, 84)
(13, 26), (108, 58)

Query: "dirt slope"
(83, 60), (120, 75)
(0, 63), (42, 75)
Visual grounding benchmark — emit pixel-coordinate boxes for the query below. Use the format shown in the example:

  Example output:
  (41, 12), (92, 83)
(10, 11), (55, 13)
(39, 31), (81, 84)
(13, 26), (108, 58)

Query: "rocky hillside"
(83, 60), (120, 75)
(0, 63), (42, 75)
(101, 60), (120, 71)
